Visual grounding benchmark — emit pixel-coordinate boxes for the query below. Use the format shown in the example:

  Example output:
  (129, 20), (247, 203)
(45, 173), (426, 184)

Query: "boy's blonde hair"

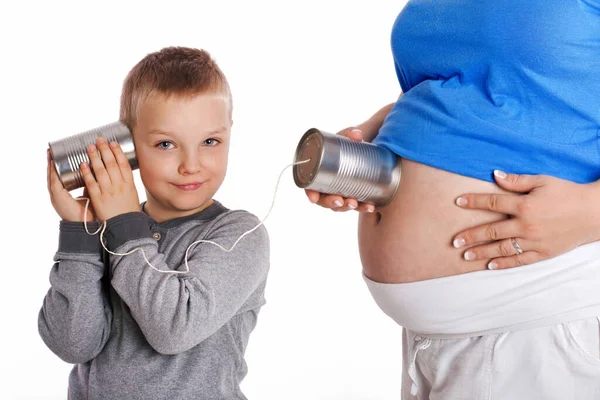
(120, 46), (231, 128)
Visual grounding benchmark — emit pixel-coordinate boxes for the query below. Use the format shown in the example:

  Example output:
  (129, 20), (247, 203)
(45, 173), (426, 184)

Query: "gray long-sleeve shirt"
(38, 201), (270, 400)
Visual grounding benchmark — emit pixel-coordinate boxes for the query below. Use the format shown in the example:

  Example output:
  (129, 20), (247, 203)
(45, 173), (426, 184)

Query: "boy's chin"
(169, 197), (214, 213)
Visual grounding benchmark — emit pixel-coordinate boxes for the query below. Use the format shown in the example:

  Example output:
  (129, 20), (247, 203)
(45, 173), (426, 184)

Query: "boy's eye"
(157, 141), (174, 150)
(204, 138), (220, 147)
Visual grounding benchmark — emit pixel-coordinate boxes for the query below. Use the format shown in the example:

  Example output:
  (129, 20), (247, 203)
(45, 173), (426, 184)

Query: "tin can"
(293, 128), (401, 206)
(48, 121), (138, 191)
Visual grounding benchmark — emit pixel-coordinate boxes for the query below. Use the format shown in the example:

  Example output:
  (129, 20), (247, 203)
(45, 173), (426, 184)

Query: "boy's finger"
(96, 138), (121, 183)
(80, 162), (101, 198)
(87, 144), (111, 189)
(109, 141), (134, 182)
(48, 150), (66, 196)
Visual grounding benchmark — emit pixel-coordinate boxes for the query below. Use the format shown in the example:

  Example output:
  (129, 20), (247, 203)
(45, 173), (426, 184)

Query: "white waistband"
(364, 242), (600, 339)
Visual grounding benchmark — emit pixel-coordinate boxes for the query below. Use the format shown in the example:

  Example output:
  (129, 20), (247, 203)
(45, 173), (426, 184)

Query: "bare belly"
(358, 158), (509, 283)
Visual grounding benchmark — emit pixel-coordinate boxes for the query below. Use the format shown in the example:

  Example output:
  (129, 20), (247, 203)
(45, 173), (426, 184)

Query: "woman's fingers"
(486, 250), (543, 270)
(340, 128), (364, 142)
(456, 193), (523, 215)
(453, 219), (519, 248)
(460, 236), (526, 261)
(492, 170), (546, 193)
(318, 194), (346, 209)
(305, 190), (320, 204)
(304, 190), (374, 212)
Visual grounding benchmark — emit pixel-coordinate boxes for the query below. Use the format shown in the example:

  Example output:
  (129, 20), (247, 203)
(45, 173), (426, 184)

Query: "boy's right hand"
(47, 149), (96, 222)
(304, 127), (375, 213)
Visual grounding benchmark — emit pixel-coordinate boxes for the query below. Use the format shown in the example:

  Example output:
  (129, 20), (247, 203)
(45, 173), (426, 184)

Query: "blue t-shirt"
(373, 0), (600, 183)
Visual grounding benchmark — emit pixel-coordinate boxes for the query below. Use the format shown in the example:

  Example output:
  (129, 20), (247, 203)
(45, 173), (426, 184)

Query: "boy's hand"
(47, 149), (96, 222)
(305, 127), (375, 213)
(81, 137), (140, 222)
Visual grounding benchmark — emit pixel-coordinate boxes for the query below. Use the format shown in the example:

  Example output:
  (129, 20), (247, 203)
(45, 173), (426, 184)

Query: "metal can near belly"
(293, 128), (401, 206)
(48, 121), (138, 191)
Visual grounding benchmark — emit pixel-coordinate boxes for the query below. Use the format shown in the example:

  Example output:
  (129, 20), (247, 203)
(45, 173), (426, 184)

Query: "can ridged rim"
(378, 157), (402, 207)
(293, 128), (325, 188)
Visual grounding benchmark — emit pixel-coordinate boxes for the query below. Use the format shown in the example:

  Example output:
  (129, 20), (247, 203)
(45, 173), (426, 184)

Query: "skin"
(47, 148), (96, 222)
(453, 172), (600, 269)
(306, 95), (600, 282)
(47, 91), (232, 225)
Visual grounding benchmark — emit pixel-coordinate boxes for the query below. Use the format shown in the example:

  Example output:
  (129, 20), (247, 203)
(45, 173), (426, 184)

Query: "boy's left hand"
(452, 171), (600, 270)
(81, 137), (140, 222)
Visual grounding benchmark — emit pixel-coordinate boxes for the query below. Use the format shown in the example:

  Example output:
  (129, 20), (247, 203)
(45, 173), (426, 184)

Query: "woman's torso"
(361, 0), (600, 283)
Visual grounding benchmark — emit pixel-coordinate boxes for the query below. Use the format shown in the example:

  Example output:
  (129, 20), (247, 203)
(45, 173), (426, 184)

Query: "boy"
(39, 47), (270, 400)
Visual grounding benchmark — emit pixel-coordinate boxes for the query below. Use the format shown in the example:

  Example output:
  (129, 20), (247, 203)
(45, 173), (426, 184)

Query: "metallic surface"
(48, 121), (138, 191)
(293, 128), (401, 206)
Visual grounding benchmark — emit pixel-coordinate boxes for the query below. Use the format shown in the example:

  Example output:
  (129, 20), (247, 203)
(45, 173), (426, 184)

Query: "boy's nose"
(178, 154), (202, 175)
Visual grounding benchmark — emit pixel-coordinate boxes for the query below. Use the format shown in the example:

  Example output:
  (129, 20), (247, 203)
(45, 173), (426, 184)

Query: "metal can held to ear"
(48, 121), (138, 191)
(293, 128), (401, 206)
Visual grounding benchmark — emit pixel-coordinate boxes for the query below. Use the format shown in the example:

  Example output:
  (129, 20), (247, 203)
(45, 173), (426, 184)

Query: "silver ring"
(511, 238), (524, 255)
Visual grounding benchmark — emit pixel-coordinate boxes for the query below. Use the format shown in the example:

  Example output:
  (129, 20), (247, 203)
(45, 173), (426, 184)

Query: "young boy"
(39, 47), (270, 400)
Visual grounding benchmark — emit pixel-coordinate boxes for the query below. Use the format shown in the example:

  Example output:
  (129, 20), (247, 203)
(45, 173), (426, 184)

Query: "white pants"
(364, 242), (600, 400)
(403, 318), (600, 400)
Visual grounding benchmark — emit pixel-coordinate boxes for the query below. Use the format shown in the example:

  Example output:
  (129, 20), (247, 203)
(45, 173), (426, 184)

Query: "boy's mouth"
(174, 182), (203, 191)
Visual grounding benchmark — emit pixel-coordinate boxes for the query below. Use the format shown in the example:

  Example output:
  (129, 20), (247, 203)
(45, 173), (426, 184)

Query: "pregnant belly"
(358, 158), (509, 283)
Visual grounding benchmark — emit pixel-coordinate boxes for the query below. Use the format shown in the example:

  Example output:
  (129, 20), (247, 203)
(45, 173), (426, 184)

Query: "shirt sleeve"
(105, 211), (270, 355)
(38, 221), (113, 364)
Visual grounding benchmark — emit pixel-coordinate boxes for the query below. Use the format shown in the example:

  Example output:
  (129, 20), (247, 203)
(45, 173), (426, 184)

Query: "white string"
(76, 159), (310, 275)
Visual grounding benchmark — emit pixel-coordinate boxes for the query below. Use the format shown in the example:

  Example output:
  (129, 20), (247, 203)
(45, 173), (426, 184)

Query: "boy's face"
(133, 91), (232, 222)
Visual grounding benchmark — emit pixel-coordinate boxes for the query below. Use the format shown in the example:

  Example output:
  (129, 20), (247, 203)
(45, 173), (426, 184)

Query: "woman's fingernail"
(88, 144), (96, 152)
(110, 141), (118, 148)
(488, 262), (498, 270)
(453, 237), (466, 248)
(81, 162), (88, 168)
(494, 170), (507, 179)
(97, 137), (105, 144)
(366, 206), (374, 213)
(456, 197), (467, 206)
(464, 251), (476, 261)
(350, 128), (362, 133)
(348, 203), (357, 209)
(333, 200), (343, 207)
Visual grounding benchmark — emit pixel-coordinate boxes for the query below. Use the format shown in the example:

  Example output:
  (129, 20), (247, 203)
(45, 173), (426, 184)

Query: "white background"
(0, 1), (408, 399)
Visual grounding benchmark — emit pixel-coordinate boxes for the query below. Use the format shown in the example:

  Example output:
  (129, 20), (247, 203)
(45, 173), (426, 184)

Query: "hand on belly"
(358, 159), (509, 283)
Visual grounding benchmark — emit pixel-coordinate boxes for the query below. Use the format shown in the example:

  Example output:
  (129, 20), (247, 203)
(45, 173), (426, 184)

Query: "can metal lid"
(293, 128), (325, 188)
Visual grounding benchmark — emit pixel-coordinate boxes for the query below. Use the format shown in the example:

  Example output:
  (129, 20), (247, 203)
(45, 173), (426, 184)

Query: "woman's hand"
(81, 137), (140, 222)
(453, 170), (600, 269)
(304, 127), (375, 213)
(47, 149), (96, 222)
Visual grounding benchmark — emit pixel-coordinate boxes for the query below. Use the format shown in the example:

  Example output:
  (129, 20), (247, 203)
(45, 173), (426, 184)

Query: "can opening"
(293, 128), (324, 188)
